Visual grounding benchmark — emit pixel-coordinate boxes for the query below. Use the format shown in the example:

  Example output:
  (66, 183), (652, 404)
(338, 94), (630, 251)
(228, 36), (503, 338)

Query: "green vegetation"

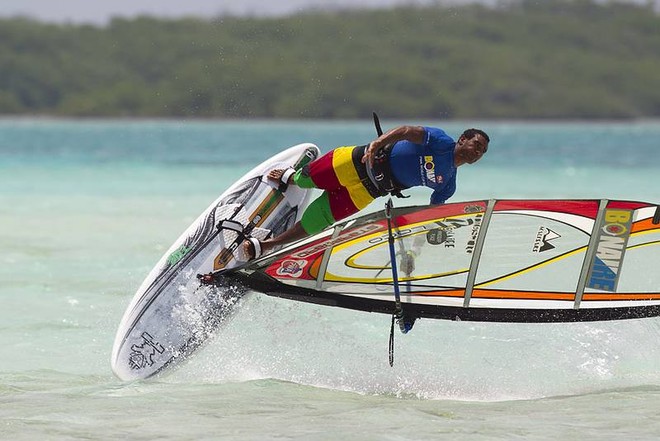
(1, 0), (659, 119)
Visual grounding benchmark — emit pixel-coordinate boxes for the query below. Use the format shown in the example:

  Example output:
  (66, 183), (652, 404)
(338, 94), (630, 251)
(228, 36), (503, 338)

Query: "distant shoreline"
(1, 3), (659, 120)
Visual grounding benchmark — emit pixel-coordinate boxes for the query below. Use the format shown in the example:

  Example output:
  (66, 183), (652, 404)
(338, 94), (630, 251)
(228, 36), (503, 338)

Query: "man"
(244, 124), (489, 260)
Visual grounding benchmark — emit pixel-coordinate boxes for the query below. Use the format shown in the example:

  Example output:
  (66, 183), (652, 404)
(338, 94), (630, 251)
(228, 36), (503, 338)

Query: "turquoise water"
(1, 118), (660, 440)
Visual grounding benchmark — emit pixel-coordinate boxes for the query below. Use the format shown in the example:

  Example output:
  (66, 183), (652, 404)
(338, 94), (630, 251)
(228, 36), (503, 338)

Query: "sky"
(0, 0), (471, 24)
(0, 0), (652, 25)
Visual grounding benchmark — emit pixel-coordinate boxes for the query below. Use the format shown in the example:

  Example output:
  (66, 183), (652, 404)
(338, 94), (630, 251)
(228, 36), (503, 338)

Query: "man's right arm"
(362, 125), (427, 165)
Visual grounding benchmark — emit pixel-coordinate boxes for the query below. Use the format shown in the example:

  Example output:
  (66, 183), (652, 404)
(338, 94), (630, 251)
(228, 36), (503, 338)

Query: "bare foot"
(243, 238), (270, 260)
(243, 239), (258, 260)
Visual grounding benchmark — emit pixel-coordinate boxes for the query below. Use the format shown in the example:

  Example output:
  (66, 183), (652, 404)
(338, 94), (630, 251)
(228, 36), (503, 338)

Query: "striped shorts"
(293, 145), (380, 234)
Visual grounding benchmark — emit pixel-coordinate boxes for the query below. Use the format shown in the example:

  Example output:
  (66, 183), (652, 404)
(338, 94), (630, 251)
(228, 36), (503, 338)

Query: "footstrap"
(281, 167), (296, 184)
(217, 219), (245, 235)
(278, 168), (296, 192)
(248, 237), (263, 259)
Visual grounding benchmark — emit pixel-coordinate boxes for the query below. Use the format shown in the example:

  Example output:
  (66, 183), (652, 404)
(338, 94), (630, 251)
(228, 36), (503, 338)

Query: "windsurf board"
(111, 143), (320, 380)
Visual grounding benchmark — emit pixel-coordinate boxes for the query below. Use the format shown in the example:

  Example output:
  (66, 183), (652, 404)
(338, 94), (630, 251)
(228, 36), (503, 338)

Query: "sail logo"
(434, 215), (480, 231)
(276, 259), (308, 278)
(587, 209), (632, 292)
(533, 227), (561, 252)
(463, 205), (484, 214)
(426, 228), (455, 248)
(465, 214), (483, 254)
(431, 214), (484, 253)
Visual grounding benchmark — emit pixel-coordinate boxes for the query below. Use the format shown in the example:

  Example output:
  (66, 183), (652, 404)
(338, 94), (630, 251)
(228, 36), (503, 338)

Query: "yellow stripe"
(332, 146), (373, 209)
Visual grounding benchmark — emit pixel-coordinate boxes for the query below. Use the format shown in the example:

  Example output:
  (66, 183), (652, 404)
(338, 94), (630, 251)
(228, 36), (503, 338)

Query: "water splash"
(169, 293), (660, 401)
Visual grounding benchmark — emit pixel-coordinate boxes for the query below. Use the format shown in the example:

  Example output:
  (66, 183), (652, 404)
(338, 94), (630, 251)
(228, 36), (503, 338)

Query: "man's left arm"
(430, 177), (456, 205)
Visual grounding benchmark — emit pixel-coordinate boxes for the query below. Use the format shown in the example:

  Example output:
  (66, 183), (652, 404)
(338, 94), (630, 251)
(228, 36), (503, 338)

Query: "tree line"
(1, 0), (659, 119)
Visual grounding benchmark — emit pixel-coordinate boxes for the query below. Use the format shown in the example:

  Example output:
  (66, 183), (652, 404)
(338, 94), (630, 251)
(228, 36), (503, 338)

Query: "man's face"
(458, 134), (488, 164)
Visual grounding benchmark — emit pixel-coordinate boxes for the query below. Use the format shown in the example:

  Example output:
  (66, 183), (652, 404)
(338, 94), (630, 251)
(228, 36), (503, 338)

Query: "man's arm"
(362, 125), (427, 166)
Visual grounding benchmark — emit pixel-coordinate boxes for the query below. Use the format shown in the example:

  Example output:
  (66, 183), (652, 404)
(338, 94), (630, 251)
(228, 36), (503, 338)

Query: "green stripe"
(300, 193), (335, 235)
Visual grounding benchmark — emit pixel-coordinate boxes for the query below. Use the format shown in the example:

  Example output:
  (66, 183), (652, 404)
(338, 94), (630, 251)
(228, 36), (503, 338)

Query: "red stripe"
(328, 186), (359, 220)
(494, 200), (599, 218)
(308, 150), (341, 190)
(307, 148), (360, 221)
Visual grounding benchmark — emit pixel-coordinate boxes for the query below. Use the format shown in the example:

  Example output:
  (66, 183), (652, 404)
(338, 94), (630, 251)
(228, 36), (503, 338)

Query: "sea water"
(1, 118), (659, 440)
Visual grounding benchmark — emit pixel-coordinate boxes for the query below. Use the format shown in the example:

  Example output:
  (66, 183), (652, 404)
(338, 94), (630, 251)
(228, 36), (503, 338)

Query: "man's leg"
(244, 191), (336, 259)
(244, 146), (370, 259)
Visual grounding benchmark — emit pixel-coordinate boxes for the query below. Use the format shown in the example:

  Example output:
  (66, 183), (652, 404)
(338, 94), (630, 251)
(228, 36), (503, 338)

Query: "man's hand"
(361, 141), (381, 166)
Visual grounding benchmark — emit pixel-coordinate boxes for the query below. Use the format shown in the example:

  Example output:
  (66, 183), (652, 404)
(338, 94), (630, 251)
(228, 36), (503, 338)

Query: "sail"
(233, 199), (660, 322)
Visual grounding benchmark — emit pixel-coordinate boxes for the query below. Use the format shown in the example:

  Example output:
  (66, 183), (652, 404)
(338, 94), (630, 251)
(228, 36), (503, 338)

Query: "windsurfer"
(244, 125), (490, 260)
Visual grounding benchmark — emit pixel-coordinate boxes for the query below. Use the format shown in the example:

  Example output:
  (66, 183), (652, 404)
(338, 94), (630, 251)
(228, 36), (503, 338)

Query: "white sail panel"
(244, 199), (660, 322)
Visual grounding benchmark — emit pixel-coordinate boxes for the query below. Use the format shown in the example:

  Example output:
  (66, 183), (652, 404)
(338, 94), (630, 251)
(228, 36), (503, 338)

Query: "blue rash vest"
(389, 127), (457, 205)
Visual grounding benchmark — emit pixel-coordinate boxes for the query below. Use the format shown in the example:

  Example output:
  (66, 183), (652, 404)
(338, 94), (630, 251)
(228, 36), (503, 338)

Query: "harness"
(369, 143), (409, 199)
(350, 145), (408, 199)
(368, 112), (409, 199)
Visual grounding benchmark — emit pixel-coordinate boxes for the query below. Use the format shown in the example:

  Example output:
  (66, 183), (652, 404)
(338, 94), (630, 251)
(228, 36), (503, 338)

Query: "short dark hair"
(461, 128), (490, 143)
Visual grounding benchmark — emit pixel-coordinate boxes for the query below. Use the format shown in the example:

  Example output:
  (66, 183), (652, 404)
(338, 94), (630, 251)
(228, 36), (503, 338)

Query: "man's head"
(455, 128), (489, 166)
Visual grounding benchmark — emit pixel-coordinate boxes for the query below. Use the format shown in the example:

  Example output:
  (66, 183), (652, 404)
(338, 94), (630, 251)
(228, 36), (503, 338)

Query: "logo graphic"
(433, 214), (484, 253)
(167, 245), (191, 266)
(276, 259), (308, 278)
(129, 332), (165, 370)
(426, 228), (447, 245)
(423, 156), (435, 182)
(426, 228), (455, 248)
(587, 209), (632, 292)
(533, 227), (561, 252)
(463, 205), (483, 214)
(465, 214), (483, 254)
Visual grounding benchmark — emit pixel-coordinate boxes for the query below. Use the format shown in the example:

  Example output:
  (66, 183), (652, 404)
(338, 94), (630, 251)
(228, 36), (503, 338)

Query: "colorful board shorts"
(293, 145), (381, 234)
